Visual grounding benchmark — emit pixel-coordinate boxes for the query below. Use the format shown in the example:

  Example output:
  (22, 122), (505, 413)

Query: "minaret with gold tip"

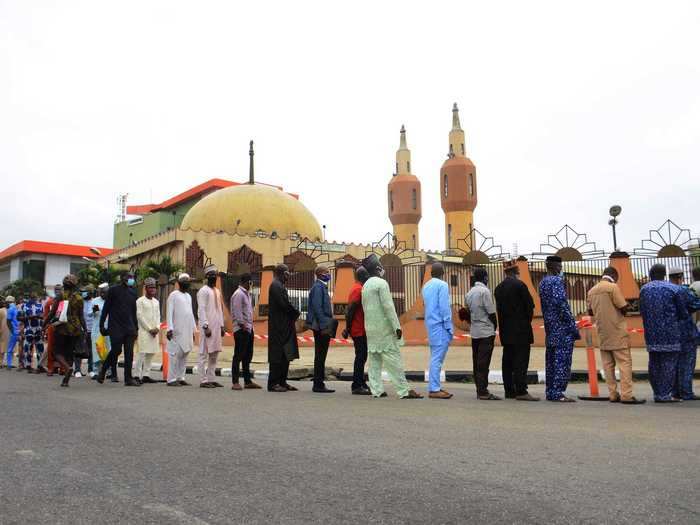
(388, 125), (421, 249)
(440, 103), (477, 252)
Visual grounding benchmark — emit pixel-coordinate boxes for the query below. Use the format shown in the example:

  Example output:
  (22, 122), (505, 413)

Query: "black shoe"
(352, 387), (372, 395)
(110, 377), (120, 383)
(211, 381), (223, 388)
(179, 380), (191, 386)
(200, 383), (216, 388)
(133, 378), (143, 385)
(141, 376), (156, 384)
(312, 386), (335, 393)
(124, 380), (141, 387)
(166, 381), (181, 387)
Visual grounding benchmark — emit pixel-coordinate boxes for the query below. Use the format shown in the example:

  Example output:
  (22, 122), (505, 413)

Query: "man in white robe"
(197, 265), (225, 388)
(135, 277), (161, 383)
(166, 273), (196, 387)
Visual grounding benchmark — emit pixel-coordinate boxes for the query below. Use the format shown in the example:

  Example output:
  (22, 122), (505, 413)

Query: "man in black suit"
(267, 264), (301, 392)
(494, 260), (538, 401)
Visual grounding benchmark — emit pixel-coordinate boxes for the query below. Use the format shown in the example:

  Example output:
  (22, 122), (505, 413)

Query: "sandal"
(551, 396), (576, 403)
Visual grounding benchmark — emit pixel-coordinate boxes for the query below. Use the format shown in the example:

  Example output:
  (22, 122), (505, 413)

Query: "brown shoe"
(401, 389), (424, 399)
(282, 383), (298, 391)
(429, 390), (453, 399)
(515, 393), (540, 402)
(231, 383), (243, 391)
(268, 385), (288, 393)
(244, 382), (262, 389)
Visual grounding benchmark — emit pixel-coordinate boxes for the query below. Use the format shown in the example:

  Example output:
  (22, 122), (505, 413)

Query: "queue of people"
(2, 259), (699, 403)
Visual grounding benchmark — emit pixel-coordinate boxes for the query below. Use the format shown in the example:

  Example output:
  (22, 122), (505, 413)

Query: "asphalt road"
(1, 371), (699, 524)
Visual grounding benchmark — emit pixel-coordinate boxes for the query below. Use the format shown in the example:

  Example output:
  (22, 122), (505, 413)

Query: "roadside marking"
(15, 449), (40, 458)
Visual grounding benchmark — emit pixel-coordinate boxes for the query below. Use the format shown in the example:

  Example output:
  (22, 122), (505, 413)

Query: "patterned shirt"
(539, 275), (579, 348)
(21, 300), (44, 330)
(639, 280), (684, 352)
(56, 291), (84, 337)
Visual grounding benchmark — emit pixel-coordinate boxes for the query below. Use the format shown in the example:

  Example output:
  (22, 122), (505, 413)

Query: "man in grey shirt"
(465, 267), (500, 400)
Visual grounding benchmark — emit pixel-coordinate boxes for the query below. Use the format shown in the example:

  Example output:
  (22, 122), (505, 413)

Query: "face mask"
(319, 274), (331, 283)
(81, 292), (88, 298)
(127, 278), (135, 287)
(207, 276), (217, 286)
(179, 283), (190, 292)
(378, 268), (386, 278)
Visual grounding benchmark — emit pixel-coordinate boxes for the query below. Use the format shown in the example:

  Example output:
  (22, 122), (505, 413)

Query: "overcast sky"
(1, 1), (699, 256)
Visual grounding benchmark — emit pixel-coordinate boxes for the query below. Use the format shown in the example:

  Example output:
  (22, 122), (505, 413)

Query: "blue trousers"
(6, 332), (19, 367)
(674, 344), (697, 400)
(22, 327), (44, 368)
(428, 342), (449, 392)
(545, 343), (574, 400)
(648, 351), (681, 401)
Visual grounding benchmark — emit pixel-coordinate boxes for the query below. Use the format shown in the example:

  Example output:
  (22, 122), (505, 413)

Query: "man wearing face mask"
(267, 264), (300, 392)
(135, 277), (161, 384)
(98, 272), (140, 386)
(307, 265), (336, 393)
(230, 273), (261, 390)
(361, 254), (423, 399)
(91, 283), (115, 380)
(197, 264), (225, 388)
(539, 255), (580, 402)
(166, 273), (196, 386)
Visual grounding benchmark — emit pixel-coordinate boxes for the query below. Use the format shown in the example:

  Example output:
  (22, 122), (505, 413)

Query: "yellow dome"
(180, 184), (323, 240)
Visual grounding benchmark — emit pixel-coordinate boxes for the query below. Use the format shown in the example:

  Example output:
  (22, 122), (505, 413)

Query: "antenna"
(116, 193), (129, 223)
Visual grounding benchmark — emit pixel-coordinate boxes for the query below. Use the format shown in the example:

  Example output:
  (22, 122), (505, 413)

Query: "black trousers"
(312, 330), (331, 388)
(268, 359), (290, 390)
(351, 335), (368, 390)
(101, 333), (136, 382)
(471, 336), (495, 396)
(232, 329), (254, 384)
(502, 344), (531, 397)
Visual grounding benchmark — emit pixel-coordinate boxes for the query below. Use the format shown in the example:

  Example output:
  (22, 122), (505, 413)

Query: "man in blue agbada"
(422, 262), (453, 399)
(20, 291), (44, 372)
(640, 264), (686, 403)
(539, 256), (580, 402)
(668, 266), (700, 401)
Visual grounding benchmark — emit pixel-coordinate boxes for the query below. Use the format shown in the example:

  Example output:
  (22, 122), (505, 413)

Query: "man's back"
(103, 285), (137, 336)
(640, 280), (681, 351)
(466, 282), (495, 339)
(587, 280), (628, 350)
(494, 277), (534, 345)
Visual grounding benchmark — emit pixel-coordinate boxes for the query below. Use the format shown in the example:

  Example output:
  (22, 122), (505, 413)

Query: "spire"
(248, 140), (254, 184)
(452, 102), (462, 131)
(396, 125), (411, 175)
(399, 124), (407, 150)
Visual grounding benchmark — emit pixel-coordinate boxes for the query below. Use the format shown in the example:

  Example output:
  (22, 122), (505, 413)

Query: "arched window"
(411, 188), (417, 210)
(448, 224), (452, 245)
(389, 190), (393, 212)
(412, 234), (416, 248)
(407, 160), (411, 173)
(468, 174), (474, 196)
(449, 144), (454, 156)
(443, 174), (448, 198)
(395, 162), (398, 174)
(461, 143), (465, 155)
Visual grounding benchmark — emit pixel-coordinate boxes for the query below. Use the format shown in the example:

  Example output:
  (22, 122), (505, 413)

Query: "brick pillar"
(609, 251), (639, 302)
(516, 257), (542, 317)
(332, 260), (356, 319)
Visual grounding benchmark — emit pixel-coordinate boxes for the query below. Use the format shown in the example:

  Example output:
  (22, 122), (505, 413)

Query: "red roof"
(0, 240), (114, 264)
(126, 178), (298, 216)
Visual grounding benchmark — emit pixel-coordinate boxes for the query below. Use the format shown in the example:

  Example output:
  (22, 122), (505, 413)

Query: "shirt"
(587, 279), (628, 350)
(307, 279), (333, 331)
(100, 284), (138, 337)
(22, 300), (44, 330)
(539, 274), (580, 348)
(231, 286), (253, 332)
(465, 282), (496, 339)
(347, 282), (365, 338)
(82, 298), (94, 332)
(422, 277), (453, 346)
(639, 280), (684, 353)
(6, 303), (18, 334)
(56, 291), (84, 337)
(691, 281), (700, 326)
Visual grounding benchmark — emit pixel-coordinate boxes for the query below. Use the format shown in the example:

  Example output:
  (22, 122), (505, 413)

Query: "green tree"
(136, 256), (183, 284)
(1, 278), (45, 299)
(78, 263), (128, 287)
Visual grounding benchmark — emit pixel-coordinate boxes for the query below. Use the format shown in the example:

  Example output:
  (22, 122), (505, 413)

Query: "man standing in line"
(422, 262), (453, 399)
(494, 260), (538, 401)
(197, 265), (224, 388)
(539, 255), (580, 402)
(362, 254), (422, 399)
(91, 283), (115, 380)
(98, 272), (140, 387)
(135, 277), (161, 384)
(21, 291), (44, 373)
(38, 285), (61, 375)
(307, 265), (335, 393)
(668, 267), (700, 400)
(267, 264), (300, 392)
(342, 266), (371, 395)
(4, 296), (19, 369)
(166, 273), (195, 387)
(0, 298), (8, 368)
(230, 273), (261, 390)
(466, 267), (500, 400)
(73, 285), (93, 377)
(640, 263), (684, 403)
(587, 267), (645, 404)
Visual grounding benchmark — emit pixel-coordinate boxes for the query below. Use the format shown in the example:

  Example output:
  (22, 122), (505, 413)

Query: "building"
(388, 125), (422, 249)
(0, 240), (113, 291)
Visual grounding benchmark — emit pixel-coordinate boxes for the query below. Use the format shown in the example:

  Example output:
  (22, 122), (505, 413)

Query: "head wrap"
(5, 295), (15, 303)
(502, 259), (519, 272)
(144, 277), (157, 287)
(204, 264), (217, 275)
(362, 254), (381, 274)
(178, 273), (191, 282)
(98, 282), (109, 290)
(668, 266), (684, 277)
(546, 255), (562, 263)
(63, 274), (79, 286)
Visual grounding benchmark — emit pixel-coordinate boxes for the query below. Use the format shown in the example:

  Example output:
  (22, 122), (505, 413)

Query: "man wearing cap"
(267, 264), (301, 392)
(197, 265), (225, 388)
(362, 254), (423, 399)
(587, 267), (645, 404)
(307, 265), (335, 393)
(640, 264), (685, 402)
(4, 296), (19, 368)
(135, 277), (161, 384)
(166, 273), (196, 386)
(422, 262), (453, 399)
(20, 291), (44, 373)
(230, 273), (261, 390)
(539, 255), (580, 402)
(668, 267), (700, 400)
(98, 272), (140, 386)
(494, 260), (538, 401)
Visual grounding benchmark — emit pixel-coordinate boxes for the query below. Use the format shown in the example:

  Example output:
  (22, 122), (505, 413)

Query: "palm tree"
(136, 256), (183, 285)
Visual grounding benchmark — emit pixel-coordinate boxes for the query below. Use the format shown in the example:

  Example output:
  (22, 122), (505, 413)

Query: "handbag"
(56, 300), (68, 324)
(73, 333), (90, 359)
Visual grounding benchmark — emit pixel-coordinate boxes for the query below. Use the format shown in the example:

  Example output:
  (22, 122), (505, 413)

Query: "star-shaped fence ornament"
(633, 219), (700, 258)
(288, 237), (332, 268)
(365, 232), (422, 267)
(531, 224), (605, 261)
(450, 227), (510, 265)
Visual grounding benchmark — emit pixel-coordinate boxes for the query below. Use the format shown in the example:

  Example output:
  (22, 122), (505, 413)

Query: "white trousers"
(134, 352), (154, 379)
(198, 351), (219, 384)
(168, 349), (189, 384)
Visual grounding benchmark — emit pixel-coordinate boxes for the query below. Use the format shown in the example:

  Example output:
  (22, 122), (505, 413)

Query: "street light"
(608, 205), (622, 252)
(89, 247), (102, 256)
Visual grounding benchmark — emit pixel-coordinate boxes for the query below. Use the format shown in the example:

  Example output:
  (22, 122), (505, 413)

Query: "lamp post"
(608, 205), (622, 252)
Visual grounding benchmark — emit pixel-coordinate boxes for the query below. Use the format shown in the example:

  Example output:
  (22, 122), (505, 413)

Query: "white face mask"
(378, 268), (386, 278)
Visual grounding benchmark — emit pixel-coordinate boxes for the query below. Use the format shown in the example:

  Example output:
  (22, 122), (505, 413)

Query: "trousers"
(351, 335), (368, 391)
(232, 330), (254, 384)
(545, 342), (574, 400)
(167, 348), (189, 384)
(600, 348), (633, 401)
(6, 332), (19, 367)
(312, 330), (330, 388)
(198, 351), (219, 384)
(648, 351), (681, 401)
(268, 359), (290, 390)
(22, 327), (44, 368)
(428, 342), (449, 392)
(502, 343), (531, 397)
(471, 336), (495, 397)
(674, 344), (697, 400)
(134, 352), (154, 379)
(367, 348), (410, 398)
(73, 333), (94, 374)
(101, 333), (136, 382)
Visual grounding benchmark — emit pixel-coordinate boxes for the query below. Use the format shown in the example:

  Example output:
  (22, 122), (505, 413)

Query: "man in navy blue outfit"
(307, 265), (335, 393)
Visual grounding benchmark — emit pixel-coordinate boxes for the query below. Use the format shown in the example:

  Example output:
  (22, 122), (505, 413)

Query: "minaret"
(248, 140), (255, 184)
(440, 103), (477, 253)
(388, 125), (421, 249)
